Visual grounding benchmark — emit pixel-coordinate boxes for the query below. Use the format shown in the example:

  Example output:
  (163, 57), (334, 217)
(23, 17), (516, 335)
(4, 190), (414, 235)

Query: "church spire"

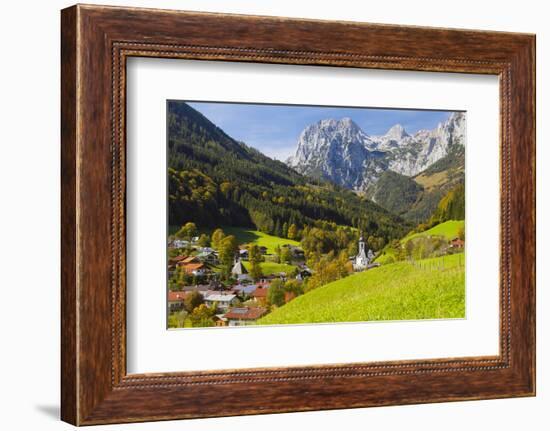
(358, 231), (365, 254)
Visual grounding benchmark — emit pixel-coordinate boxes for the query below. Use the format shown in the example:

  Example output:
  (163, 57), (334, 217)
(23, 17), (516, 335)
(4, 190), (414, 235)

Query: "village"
(166, 225), (387, 328)
(168, 234), (314, 327)
(167, 222), (465, 328)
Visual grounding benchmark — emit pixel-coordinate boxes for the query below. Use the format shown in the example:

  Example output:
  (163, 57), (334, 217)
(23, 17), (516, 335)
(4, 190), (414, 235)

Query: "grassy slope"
(222, 227), (299, 254)
(168, 225), (299, 254)
(242, 261), (296, 275)
(404, 220), (464, 241)
(259, 253), (465, 325)
(375, 220), (464, 264)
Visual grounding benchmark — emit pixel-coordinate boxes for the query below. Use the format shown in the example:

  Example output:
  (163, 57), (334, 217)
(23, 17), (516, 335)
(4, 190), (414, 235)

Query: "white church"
(352, 233), (375, 271)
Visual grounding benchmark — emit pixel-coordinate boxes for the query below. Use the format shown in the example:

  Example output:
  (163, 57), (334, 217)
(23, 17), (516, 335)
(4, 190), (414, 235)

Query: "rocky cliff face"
(287, 112), (465, 191)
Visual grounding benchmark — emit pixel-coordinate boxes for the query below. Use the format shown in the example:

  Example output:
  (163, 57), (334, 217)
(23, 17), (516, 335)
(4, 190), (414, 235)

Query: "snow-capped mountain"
(287, 112), (465, 191)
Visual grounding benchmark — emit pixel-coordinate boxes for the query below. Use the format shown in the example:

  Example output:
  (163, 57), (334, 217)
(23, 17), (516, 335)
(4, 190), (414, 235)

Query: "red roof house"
(223, 307), (267, 326)
(450, 237), (465, 248)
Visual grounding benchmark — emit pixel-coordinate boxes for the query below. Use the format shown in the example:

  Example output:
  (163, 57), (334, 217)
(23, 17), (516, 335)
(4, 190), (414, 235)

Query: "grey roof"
(233, 285), (257, 294)
(204, 293), (236, 302)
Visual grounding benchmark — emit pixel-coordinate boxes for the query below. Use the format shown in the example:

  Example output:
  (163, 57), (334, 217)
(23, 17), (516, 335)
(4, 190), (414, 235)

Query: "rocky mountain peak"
(287, 112), (465, 191)
(385, 124), (409, 140)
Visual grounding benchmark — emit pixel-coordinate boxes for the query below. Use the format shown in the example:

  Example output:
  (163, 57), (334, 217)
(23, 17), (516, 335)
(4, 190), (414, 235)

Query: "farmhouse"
(167, 291), (186, 312)
(198, 247), (215, 253)
(283, 244), (305, 259)
(251, 287), (269, 305)
(213, 314), (228, 327)
(203, 293), (238, 311)
(450, 237), (465, 248)
(255, 279), (271, 289)
(233, 284), (257, 296)
(180, 262), (207, 276)
(171, 239), (190, 248)
(178, 256), (201, 265)
(196, 251), (219, 265)
(223, 306), (267, 326)
(296, 266), (312, 280)
(181, 284), (211, 294)
(169, 255), (189, 265)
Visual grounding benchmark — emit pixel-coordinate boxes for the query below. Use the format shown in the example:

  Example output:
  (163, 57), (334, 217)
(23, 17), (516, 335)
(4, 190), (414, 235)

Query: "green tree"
(189, 304), (215, 327)
(305, 251), (351, 292)
(247, 244), (264, 281)
(267, 279), (285, 307)
(184, 290), (204, 312)
(280, 246), (292, 264)
(282, 222), (289, 238)
(198, 233), (211, 247)
(396, 241), (408, 261)
(273, 245), (281, 263)
(211, 228), (225, 249)
(168, 310), (188, 328)
(176, 222), (198, 240)
(457, 224), (465, 241)
(274, 219), (282, 237)
(219, 181), (232, 197)
(284, 279), (303, 296)
(287, 223), (298, 240)
(430, 184), (465, 224)
(218, 235), (239, 276)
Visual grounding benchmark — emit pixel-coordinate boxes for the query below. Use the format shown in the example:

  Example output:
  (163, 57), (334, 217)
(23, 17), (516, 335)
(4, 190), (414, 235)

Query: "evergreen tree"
(282, 222), (289, 238)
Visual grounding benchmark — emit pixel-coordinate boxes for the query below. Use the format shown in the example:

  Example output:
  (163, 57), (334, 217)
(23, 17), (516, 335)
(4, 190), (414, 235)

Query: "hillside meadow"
(258, 253), (465, 325)
(405, 220), (464, 241)
(221, 227), (300, 254)
(375, 219), (464, 264)
(169, 225), (299, 254)
(242, 261), (296, 276)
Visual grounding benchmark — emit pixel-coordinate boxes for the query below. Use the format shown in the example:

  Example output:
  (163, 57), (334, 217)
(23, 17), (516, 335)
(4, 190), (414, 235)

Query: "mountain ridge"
(287, 112), (465, 221)
(287, 112), (465, 183)
(167, 101), (411, 243)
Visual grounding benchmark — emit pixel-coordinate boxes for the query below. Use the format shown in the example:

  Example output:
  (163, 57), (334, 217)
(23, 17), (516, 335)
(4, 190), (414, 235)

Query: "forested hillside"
(365, 145), (465, 223)
(168, 101), (410, 243)
(366, 170), (423, 215)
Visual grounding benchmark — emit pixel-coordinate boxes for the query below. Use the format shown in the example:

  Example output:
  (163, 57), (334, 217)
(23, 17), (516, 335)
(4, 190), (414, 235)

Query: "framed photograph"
(61, 4), (535, 425)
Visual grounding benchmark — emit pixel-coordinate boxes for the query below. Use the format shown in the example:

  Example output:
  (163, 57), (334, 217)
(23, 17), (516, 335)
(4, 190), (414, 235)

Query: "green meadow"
(258, 253), (465, 325)
(375, 220), (464, 265)
(222, 227), (300, 254)
(404, 220), (464, 241)
(242, 261), (296, 276)
(169, 225), (299, 255)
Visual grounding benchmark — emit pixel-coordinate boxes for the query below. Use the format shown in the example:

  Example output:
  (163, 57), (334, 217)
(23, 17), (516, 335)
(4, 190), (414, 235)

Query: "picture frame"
(61, 4), (535, 425)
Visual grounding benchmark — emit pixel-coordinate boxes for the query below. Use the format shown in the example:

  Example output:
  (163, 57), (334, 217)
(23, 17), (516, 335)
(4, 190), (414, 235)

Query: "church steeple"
(358, 231), (365, 255)
(353, 231), (370, 271)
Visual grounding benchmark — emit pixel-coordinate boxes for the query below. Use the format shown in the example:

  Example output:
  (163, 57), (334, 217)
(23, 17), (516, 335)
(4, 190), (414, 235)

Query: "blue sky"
(187, 101), (455, 161)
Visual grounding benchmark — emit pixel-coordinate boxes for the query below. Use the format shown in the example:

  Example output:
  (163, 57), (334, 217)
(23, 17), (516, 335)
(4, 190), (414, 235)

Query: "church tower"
(353, 232), (370, 271)
(358, 233), (366, 256)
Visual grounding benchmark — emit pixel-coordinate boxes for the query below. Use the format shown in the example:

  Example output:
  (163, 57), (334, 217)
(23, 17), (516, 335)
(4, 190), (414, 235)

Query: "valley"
(166, 101), (466, 328)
